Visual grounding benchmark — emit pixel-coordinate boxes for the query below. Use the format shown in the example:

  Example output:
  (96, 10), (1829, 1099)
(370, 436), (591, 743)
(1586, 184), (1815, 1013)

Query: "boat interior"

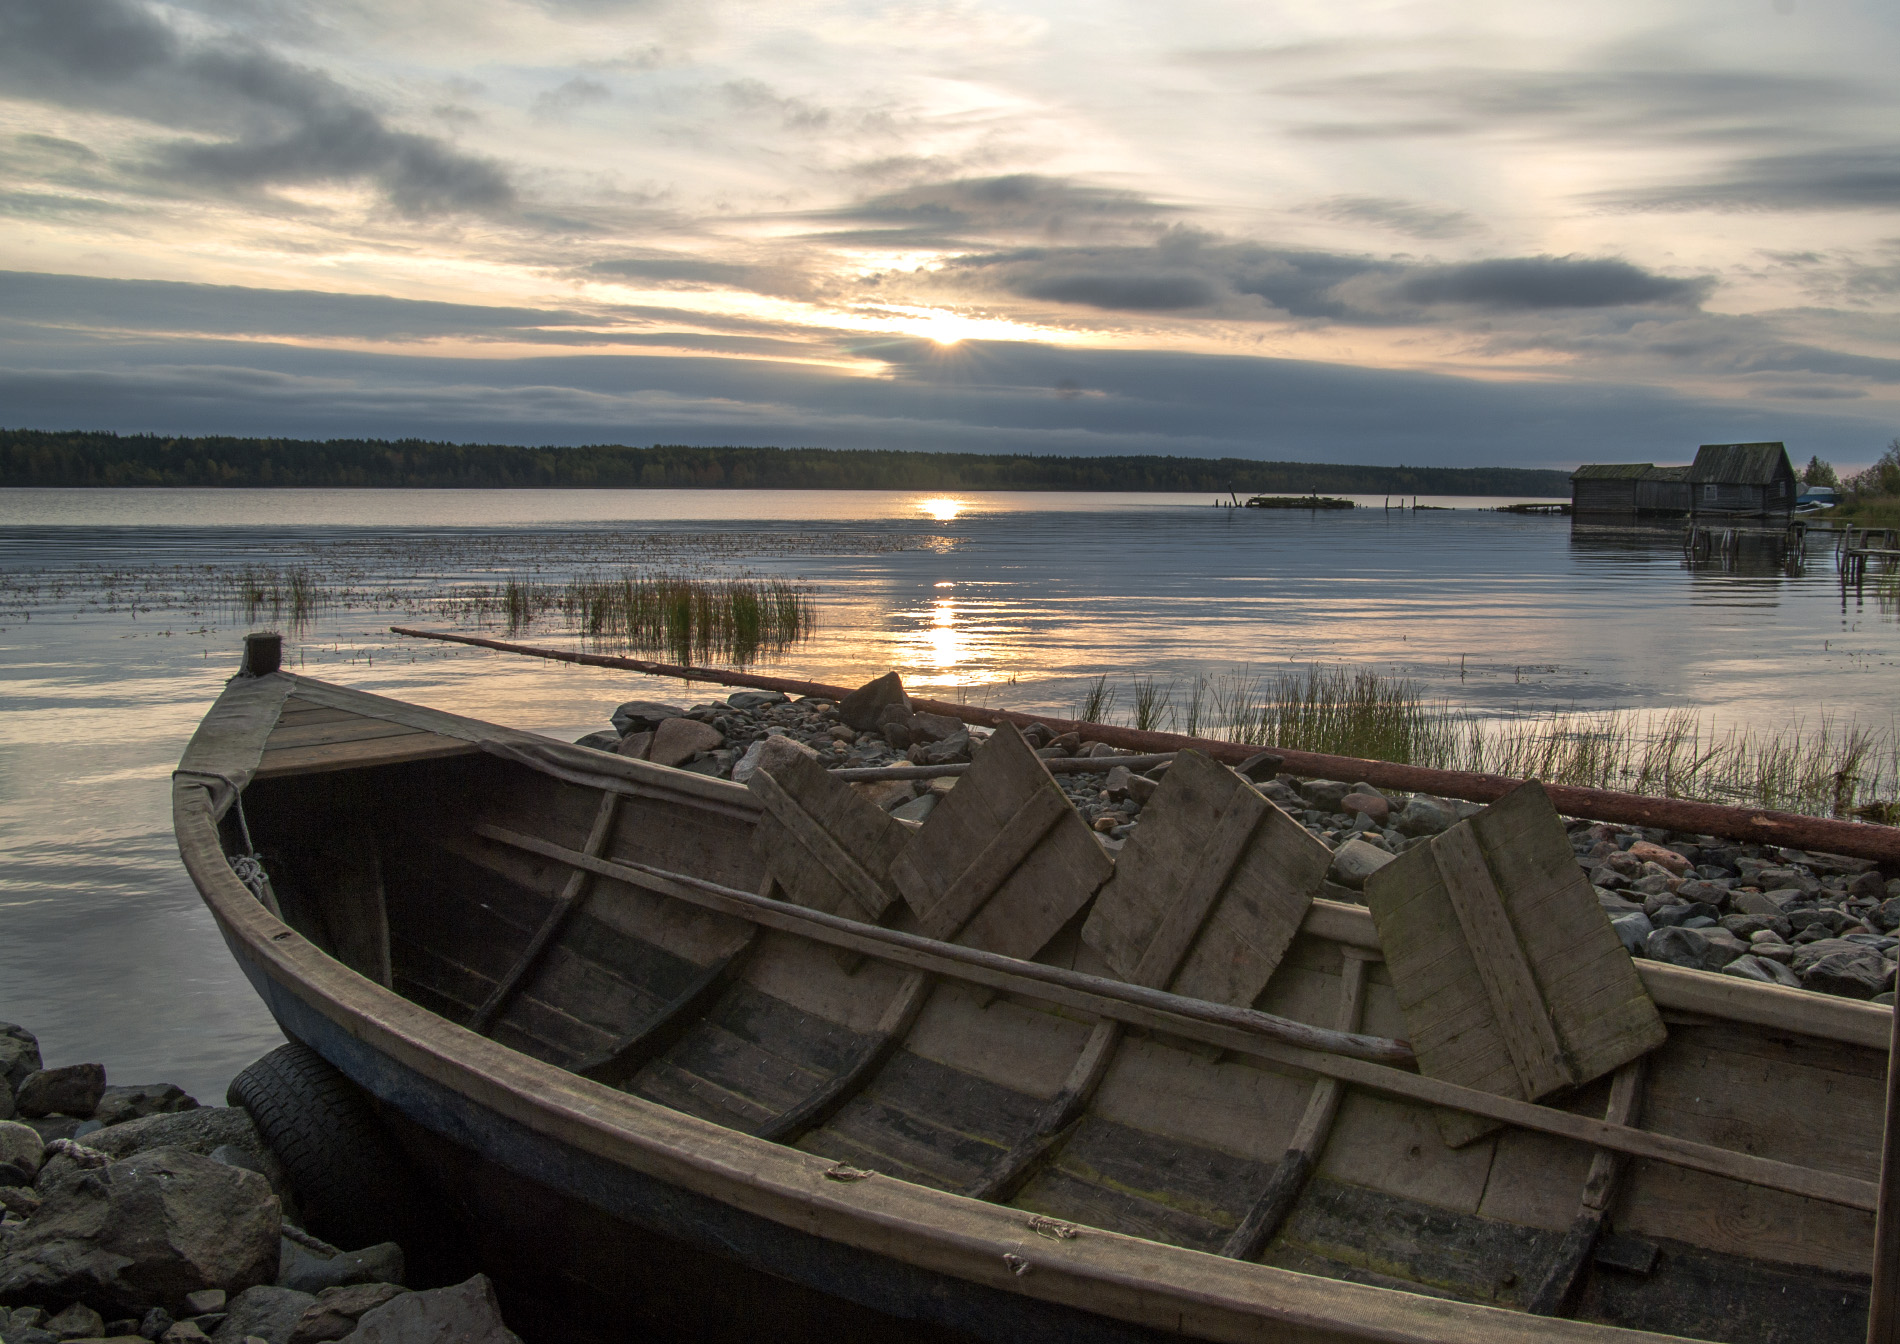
(226, 690), (1886, 1344)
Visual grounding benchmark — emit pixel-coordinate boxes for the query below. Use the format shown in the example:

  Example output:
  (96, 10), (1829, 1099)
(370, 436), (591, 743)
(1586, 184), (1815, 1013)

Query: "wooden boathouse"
(1571, 443), (1794, 521)
(1687, 442), (1798, 521)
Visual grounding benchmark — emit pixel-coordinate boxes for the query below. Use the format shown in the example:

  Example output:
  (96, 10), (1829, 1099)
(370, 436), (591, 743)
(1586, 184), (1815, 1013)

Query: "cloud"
(1306, 195), (1479, 240)
(0, 269), (582, 341)
(531, 76), (611, 120)
(799, 174), (1176, 246)
(1395, 257), (1712, 309)
(940, 235), (1708, 321)
(1600, 146), (1900, 212)
(586, 254), (771, 290)
(1277, 62), (1877, 147)
(0, 0), (513, 215)
(1008, 271), (1220, 312)
(1752, 385), (1868, 399)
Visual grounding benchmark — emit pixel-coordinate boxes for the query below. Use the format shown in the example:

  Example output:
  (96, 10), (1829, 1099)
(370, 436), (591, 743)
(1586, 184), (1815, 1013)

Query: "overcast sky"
(2, 0), (1896, 467)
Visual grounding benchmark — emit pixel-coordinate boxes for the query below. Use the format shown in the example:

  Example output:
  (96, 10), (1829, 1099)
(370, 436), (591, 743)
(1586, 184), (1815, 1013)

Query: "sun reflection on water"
(917, 497), (966, 522)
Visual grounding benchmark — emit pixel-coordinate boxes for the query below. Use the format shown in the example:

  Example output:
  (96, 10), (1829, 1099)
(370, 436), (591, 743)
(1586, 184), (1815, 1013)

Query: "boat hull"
(174, 671), (1893, 1344)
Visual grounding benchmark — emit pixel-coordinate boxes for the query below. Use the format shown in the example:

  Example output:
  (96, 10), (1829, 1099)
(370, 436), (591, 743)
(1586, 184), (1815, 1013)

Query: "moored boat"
(174, 638), (1897, 1344)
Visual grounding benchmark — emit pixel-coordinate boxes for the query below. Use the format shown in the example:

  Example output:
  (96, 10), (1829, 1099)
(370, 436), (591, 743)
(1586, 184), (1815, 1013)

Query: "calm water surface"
(1, 487), (1894, 1100)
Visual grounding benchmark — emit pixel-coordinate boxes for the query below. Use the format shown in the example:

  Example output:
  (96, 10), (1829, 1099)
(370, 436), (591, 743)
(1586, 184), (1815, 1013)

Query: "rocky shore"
(580, 672), (1899, 1004)
(0, 1029), (517, 1344)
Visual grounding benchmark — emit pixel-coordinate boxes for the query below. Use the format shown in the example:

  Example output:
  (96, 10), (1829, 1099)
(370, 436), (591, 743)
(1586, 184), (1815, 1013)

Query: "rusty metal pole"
(1871, 1001), (1900, 1344)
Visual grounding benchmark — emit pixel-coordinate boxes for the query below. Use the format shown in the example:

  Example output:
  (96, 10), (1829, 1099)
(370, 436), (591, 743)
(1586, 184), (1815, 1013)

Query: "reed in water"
(1082, 666), (1898, 821)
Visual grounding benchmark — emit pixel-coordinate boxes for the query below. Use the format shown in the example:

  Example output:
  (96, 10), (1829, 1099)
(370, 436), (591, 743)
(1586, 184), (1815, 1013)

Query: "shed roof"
(1690, 442), (1792, 485)
(1644, 465), (1692, 482)
(1570, 463), (1655, 481)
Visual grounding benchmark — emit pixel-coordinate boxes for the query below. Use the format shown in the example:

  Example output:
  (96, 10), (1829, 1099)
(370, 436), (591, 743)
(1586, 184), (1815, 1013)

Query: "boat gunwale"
(171, 670), (1879, 1344)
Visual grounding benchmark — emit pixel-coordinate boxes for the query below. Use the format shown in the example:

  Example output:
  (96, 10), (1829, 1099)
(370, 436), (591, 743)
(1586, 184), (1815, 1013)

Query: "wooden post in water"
(1870, 1001), (1900, 1344)
(240, 632), (282, 677)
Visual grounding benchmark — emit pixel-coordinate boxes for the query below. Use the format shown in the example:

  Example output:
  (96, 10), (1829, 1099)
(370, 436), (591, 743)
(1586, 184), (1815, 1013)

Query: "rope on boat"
(227, 795), (278, 909)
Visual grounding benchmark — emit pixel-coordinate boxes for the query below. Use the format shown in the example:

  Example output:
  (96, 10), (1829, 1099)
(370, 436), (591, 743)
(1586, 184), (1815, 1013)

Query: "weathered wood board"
(748, 751), (909, 927)
(1363, 779), (1666, 1146)
(1082, 750), (1331, 1003)
(890, 723), (1112, 959)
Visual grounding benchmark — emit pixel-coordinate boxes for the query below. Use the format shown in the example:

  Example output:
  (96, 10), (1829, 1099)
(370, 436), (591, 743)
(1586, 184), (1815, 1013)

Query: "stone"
(1396, 795), (1456, 836)
(645, 717), (723, 768)
(84, 1110), (267, 1172)
(334, 1274), (519, 1344)
(906, 712), (961, 744)
(93, 1086), (197, 1130)
(0, 1147), (280, 1315)
(730, 734), (820, 786)
(611, 731), (652, 760)
(1788, 907), (1852, 936)
(827, 724), (855, 743)
(570, 730), (620, 752)
(1596, 891), (1644, 916)
(1298, 780), (1353, 812)
(1871, 897), (1900, 933)
(889, 795), (936, 824)
(609, 701), (684, 734)
(1644, 925), (1748, 972)
(0, 1121), (43, 1177)
(163, 1323), (212, 1342)
(1046, 732), (1081, 756)
(21, 1117), (81, 1144)
(1797, 945), (1893, 1000)
(211, 1285), (316, 1343)
(16, 1067), (106, 1120)
(287, 1285), (408, 1344)
(0, 1028), (42, 1096)
(836, 674), (907, 732)
(1339, 792), (1389, 823)
(43, 1302), (104, 1339)
(184, 1291), (227, 1316)
(1651, 902), (1722, 929)
(1610, 912), (1653, 955)
(726, 690), (788, 711)
(1328, 838), (1395, 891)
(847, 781), (915, 812)
(275, 1242), (403, 1297)
(1722, 955), (1801, 987)
(1675, 879), (1731, 906)
(1754, 866), (1821, 894)
(1731, 891), (1790, 919)
(1849, 870), (1888, 901)
(909, 732), (970, 768)
(1627, 840), (1692, 875)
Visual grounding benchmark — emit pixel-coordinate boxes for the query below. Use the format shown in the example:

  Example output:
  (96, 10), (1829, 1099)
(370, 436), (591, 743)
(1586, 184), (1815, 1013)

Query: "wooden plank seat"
(1363, 780), (1667, 1148)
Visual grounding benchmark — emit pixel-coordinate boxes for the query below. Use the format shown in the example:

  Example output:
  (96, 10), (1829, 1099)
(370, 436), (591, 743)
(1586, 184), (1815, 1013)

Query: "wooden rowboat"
(174, 645), (1896, 1344)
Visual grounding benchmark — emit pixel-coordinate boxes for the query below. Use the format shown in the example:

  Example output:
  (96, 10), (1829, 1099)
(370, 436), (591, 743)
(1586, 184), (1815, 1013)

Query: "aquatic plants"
(1070, 666), (1900, 821)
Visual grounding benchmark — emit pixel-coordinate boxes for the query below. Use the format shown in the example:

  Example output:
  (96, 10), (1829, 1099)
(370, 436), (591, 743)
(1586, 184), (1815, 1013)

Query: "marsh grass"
(1075, 665), (1899, 819)
(234, 566), (325, 630)
(560, 571), (813, 663)
(1073, 673), (1116, 725)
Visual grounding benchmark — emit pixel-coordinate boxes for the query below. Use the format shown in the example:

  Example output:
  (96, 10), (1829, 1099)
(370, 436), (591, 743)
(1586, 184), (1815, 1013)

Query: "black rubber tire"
(226, 1041), (423, 1254)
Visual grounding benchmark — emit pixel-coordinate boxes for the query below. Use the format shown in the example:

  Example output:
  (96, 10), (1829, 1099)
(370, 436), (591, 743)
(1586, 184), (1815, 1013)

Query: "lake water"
(1, 487), (1894, 1102)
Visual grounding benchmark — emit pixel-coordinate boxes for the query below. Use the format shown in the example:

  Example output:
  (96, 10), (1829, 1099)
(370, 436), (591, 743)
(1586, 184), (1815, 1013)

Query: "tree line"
(0, 428), (1573, 496)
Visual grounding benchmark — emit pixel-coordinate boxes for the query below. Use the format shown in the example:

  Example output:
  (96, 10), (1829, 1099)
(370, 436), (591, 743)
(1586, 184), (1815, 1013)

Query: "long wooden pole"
(1871, 1000), (1900, 1343)
(391, 626), (1900, 862)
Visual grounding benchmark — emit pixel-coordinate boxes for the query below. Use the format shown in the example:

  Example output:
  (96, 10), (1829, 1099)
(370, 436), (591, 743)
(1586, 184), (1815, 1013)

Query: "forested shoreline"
(0, 429), (1571, 496)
